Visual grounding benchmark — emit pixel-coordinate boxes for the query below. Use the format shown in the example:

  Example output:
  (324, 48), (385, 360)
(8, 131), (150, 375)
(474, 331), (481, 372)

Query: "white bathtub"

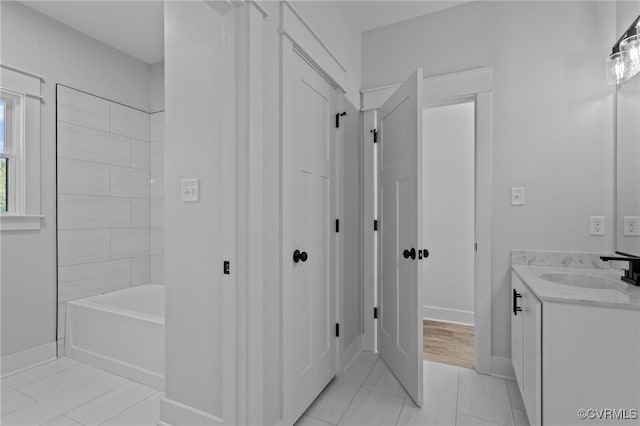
(65, 284), (165, 390)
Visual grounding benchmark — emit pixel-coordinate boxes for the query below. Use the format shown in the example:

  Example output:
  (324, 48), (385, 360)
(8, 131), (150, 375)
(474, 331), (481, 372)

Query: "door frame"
(279, 1), (347, 423)
(361, 67), (493, 375)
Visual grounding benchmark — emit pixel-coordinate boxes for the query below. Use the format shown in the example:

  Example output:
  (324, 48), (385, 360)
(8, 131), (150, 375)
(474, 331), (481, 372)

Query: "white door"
(283, 49), (337, 422)
(377, 69), (424, 406)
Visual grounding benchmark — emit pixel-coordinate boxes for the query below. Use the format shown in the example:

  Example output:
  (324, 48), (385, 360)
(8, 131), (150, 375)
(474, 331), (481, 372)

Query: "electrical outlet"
(624, 216), (640, 236)
(181, 178), (200, 202)
(590, 216), (605, 236)
(511, 187), (525, 206)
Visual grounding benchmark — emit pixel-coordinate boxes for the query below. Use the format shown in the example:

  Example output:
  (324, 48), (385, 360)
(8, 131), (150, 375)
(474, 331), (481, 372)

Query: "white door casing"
(282, 46), (338, 423)
(377, 69), (424, 406)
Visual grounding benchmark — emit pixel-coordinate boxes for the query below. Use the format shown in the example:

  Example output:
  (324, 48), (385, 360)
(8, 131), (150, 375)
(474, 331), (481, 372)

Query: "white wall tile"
(110, 103), (150, 140)
(131, 140), (150, 170)
(57, 159), (110, 196)
(150, 111), (165, 142)
(58, 122), (131, 167)
(57, 86), (109, 131)
(132, 256), (150, 286)
(132, 199), (150, 228)
(111, 228), (150, 259)
(150, 141), (164, 171)
(58, 195), (131, 230)
(57, 302), (67, 339)
(150, 227), (164, 256)
(150, 256), (164, 284)
(58, 259), (131, 302)
(149, 169), (164, 199)
(150, 199), (164, 228)
(111, 166), (149, 198)
(58, 229), (110, 266)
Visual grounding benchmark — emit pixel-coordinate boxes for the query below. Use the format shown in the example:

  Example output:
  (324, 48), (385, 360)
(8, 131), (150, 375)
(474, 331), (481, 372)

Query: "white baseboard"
(160, 397), (224, 425)
(1, 342), (57, 377)
(422, 305), (474, 326)
(340, 334), (363, 373)
(490, 356), (515, 381)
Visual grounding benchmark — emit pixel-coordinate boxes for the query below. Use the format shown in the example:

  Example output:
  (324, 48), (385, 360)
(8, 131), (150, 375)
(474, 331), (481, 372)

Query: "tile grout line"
(454, 366), (460, 425)
(335, 359), (377, 426)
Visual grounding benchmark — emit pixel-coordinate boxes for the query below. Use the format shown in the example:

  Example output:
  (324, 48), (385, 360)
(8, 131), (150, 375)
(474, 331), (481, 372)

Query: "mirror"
(616, 73), (640, 256)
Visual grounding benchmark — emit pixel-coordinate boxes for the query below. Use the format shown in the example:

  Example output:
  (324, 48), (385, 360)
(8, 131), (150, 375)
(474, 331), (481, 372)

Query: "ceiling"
(20, 1), (467, 65)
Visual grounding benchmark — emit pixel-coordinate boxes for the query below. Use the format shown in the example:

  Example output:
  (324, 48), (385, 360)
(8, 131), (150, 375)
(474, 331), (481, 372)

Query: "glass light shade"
(620, 34), (640, 76)
(607, 51), (630, 85)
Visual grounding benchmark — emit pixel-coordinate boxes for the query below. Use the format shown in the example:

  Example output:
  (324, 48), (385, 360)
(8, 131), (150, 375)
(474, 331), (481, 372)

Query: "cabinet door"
(511, 273), (524, 388)
(522, 283), (541, 426)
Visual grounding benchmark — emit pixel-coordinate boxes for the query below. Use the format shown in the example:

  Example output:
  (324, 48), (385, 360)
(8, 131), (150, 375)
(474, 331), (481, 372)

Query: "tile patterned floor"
(1, 353), (528, 426)
(1, 358), (160, 426)
(297, 352), (530, 426)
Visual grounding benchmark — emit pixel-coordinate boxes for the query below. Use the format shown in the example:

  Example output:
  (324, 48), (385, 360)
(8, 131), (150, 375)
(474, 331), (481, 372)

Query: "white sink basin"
(539, 272), (627, 290)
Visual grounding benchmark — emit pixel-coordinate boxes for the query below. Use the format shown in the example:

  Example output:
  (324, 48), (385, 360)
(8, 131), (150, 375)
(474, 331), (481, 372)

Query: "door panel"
(377, 69), (423, 406)
(285, 50), (337, 422)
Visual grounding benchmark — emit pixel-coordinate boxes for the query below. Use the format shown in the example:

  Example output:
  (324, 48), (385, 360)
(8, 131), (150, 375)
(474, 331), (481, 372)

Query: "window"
(0, 89), (25, 215)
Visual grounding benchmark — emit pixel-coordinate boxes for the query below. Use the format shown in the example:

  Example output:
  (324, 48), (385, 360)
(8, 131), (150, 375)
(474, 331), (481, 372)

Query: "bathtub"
(65, 284), (164, 390)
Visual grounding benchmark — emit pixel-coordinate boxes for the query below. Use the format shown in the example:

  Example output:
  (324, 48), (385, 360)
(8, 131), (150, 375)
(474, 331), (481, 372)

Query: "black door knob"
(402, 248), (416, 260)
(423, 249), (429, 258)
(293, 249), (308, 263)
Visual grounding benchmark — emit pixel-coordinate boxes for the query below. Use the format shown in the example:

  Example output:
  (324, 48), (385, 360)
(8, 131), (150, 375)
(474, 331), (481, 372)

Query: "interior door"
(283, 49), (337, 422)
(377, 68), (424, 406)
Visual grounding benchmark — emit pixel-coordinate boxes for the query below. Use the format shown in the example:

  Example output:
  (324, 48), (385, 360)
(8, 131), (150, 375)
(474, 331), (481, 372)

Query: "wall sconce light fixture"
(607, 15), (640, 85)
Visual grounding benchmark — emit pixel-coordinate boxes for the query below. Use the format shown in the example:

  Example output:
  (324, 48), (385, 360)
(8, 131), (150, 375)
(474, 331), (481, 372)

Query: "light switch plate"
(181, 178), (200, 202)
(511, 187), (525, 206)
(624, 216), (640, 236)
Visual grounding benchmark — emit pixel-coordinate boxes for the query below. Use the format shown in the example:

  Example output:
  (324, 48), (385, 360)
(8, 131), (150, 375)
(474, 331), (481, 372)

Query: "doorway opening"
(422, 101), (475, 369)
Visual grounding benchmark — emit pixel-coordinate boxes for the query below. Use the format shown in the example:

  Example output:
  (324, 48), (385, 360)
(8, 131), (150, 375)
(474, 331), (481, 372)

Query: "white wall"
(150, 62), (165, 113)
(363, 1), (616, 359)
(163, 1), (234, 419)
(290, 1), (362, 106)
(422, 102), (475, 325)
(0, 1), (153, 358)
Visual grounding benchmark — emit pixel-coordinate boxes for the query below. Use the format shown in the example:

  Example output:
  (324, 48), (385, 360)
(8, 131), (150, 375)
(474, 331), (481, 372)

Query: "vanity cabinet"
(511, 272), (542, 426)
(511, 271), (640, 426)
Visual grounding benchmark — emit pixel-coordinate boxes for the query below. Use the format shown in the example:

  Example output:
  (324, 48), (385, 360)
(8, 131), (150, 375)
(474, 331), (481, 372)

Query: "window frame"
(0, 87), (27, 215)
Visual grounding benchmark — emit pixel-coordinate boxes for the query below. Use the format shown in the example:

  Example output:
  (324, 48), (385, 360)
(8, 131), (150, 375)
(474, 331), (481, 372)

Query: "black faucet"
(600, 252), (640, 286)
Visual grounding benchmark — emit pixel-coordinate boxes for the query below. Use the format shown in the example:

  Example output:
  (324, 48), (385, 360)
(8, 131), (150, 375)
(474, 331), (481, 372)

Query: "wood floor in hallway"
(423, 320), (475, 369)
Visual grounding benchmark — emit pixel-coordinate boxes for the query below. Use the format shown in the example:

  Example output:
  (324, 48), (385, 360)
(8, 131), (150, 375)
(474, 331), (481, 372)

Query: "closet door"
(377, 69), (424, 406)
(282, 48), (337, 422)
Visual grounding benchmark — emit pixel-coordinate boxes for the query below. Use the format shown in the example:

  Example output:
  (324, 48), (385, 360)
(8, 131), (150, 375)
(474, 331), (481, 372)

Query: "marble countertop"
(512, 264), (640, 310)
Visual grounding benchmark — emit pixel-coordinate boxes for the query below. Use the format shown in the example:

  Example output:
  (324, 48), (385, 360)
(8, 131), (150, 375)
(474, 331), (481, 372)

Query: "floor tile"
(305, 370), (367, 424)
(423, 361), (459, 394)
(348, 352), (378, 374)
(102, 393), (161, 426)
(1, 372), (127, 425)
(505, 380), (524, 410)
(65, 381), (156, 425)
(1, 390), (35, 416)
(337, 389), (404, 426)
(456, 413), (504, 426)
(512, 408), (529, 426)
(457, 369), (513, 426)
(42, 415), (83, 426)
(397, 387), (456, 426)
(17, 362), (103, 400)
(296, 415), (335, 426)
(1, 358), (78, 393)
(361, 359), (407, 399)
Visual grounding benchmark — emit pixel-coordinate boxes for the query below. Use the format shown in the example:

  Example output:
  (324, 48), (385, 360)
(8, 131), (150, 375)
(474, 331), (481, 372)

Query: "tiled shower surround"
(56, 86), (164, 354)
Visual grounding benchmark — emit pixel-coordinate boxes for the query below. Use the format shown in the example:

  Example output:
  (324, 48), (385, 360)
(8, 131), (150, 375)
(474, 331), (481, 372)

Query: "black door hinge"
(336, 219), (340, 233)
(370, 129), (377, 143)
(335, 111), (347, 128)
(223, 261), (230, 275)
(335, 323), (340, 337)
(373, 307), (378, 319)
(374, 220), (378, 231)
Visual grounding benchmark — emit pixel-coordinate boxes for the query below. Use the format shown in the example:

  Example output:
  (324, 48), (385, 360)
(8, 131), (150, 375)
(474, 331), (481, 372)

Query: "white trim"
(1, 342), (57, 377)
(491, 356), (516, 381)
(204, 0), (269, 17)
(361, 67), (492, 111)
(422, 306), (474, 326)
(362, 110), (377, 352)
(279, 1), (346, 93)
(0, 215), (43, 231)
(0, 64), (45, 82)
(160, 397), (224, 426)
